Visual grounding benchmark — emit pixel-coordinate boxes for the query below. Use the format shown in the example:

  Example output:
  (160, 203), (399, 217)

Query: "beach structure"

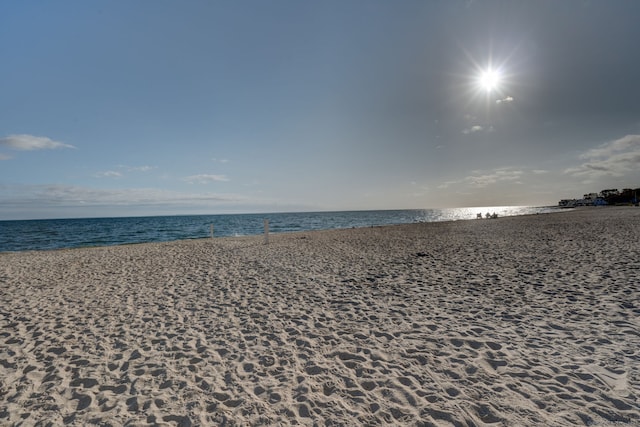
(559, 187), (640, 207)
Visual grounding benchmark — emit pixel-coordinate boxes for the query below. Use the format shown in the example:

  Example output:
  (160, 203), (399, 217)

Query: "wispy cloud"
(462, 125), (484, 135)
(579, 134), (640, 160)
(183, 174), (230, 184)
(0, 153), (11, 160)
(439, 167), (524, 189)
(496, 96), (514, 104)
(95, 165), (156, 178)
(461, 111), (495, 135)
(466, 168), (524, 187)
(212, 158), (230, 163)
(0, 134), (75, 151)
(565, 134), (640, 178)
(0, 184), (244, 207)
(0, 183), (306, 219)
(125, 165), (156, 172)
(95, 171), (123, 178)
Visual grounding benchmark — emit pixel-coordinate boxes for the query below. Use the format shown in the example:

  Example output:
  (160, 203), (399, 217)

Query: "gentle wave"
(0, 206), (560, 252)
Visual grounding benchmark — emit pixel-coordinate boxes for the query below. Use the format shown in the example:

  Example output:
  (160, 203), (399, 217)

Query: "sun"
(478, 68), (502, 92)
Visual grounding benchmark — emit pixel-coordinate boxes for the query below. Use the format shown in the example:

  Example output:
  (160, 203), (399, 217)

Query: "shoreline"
(1, 207), (639, 425)
(0, 206), (561, 254)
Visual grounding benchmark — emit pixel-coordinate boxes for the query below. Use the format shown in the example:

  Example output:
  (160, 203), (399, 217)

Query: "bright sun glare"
(478, 69), (501, 92)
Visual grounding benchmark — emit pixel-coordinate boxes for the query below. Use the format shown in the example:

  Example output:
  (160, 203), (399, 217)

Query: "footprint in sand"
(583, 364), (630, 396)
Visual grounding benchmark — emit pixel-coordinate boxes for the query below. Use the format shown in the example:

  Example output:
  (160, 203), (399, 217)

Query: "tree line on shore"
(599, 188), (640, 205)
(560, 188), (639, 207)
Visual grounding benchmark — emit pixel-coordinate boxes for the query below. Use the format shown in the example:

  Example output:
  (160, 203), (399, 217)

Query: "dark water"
(0, 206), (560, 252)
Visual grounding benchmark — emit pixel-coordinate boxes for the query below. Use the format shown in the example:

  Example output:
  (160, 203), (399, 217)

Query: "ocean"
(0, 206), (560, 252)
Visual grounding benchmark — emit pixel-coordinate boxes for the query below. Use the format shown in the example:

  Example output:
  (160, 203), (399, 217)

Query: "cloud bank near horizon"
(565, 135), (640, 181)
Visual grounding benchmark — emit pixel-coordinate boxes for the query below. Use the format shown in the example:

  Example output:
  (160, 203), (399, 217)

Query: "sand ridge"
(1, 207), (639, 425)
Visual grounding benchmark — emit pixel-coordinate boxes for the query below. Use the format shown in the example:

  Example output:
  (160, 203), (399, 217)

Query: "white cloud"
(496, 96), (514, 104)
(0, 134), (75, 151)
(439, 167), (524, 189)
(566, 135), (640, 178)
(0, 153), (11, 160)
(462, 125), (484, 135)
(579, 134), (640, 160)
(212, 158), (230, 163)
(466, 168), (523, 187)
(95, 171), (123, 178)
(183, 174), (230, 184)
(96, 165), (157, 178)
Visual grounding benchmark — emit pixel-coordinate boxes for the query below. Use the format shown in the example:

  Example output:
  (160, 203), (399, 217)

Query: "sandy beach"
(1, 207), (639, 426)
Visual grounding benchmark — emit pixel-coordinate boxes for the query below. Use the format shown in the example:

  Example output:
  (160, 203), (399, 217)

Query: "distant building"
(600, 189), (619, 198)
(560, 187), (638, 207)
(559, 199), (577, 208)
(584, 193), (607, 206)
(559, 187), (640, 207)
(558, 196), (607, 207)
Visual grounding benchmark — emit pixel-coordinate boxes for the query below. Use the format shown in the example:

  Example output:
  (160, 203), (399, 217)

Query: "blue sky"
(2, 0), (640, 219)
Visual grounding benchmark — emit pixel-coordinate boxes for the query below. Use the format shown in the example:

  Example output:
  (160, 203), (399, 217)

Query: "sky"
(1, 0), (640, 220)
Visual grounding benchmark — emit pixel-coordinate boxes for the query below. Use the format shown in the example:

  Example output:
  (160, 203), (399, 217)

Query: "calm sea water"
(0, 206), (560, 252)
